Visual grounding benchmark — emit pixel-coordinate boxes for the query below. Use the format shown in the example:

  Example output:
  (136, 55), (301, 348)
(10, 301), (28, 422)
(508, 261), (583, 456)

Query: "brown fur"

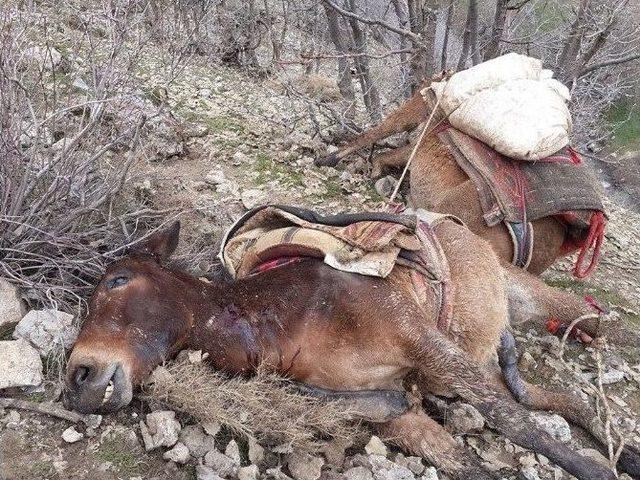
(64, 222), (638, 480)
(316, 84), (569, 274)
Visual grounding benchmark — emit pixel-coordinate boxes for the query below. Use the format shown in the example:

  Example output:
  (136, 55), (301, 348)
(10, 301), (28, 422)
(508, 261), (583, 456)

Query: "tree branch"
(320, 0), (426, 48)
(579, 53), (640, 76)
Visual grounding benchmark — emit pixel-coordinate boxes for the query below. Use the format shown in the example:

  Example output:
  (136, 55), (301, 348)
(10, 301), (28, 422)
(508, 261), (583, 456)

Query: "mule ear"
(136, 221), (180, 262)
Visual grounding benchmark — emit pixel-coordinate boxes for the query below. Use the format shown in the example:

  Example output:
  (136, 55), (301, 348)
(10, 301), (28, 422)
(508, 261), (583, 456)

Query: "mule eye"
(106, 276), (129, 289)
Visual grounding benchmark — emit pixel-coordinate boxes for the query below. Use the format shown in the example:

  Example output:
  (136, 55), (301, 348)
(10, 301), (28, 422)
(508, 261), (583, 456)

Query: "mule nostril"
(74, 365), (92, 386)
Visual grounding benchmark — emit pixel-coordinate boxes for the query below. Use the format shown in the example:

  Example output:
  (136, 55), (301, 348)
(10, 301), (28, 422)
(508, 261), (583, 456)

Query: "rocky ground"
(2, 33), (640, 480)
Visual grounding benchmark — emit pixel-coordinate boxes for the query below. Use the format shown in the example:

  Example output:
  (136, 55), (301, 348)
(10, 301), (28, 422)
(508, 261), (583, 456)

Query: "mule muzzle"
(64, 360), (133, 414)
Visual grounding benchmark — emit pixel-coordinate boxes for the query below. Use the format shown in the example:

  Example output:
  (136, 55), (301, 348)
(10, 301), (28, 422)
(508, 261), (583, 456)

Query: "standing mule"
(64, 221), (639, 480)
(315, 82), (596, 275)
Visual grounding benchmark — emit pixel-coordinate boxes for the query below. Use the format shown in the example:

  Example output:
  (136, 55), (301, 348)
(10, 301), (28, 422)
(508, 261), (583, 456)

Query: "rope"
(387, 94), (444, 207)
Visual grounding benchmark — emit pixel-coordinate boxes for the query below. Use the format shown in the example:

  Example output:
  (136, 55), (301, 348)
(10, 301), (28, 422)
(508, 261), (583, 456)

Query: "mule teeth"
(102, 381), (114, 404)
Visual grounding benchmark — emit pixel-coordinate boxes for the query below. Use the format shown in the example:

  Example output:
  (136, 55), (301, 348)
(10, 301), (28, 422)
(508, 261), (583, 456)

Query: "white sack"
(429, 53), (572, 161)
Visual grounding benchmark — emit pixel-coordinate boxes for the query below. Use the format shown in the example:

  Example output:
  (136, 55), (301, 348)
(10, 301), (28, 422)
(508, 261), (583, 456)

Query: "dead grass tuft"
(142, 359), (363, 452)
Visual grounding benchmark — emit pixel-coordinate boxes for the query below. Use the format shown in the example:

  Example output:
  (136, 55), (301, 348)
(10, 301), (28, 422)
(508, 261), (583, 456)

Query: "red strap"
(573, 211), (606, 278)
(567, 146), (583, 165)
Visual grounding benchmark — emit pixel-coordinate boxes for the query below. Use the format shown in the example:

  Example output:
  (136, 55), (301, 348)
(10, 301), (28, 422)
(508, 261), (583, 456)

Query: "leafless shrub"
(143, 359), (363, 451)
(0, 2), (184, 313)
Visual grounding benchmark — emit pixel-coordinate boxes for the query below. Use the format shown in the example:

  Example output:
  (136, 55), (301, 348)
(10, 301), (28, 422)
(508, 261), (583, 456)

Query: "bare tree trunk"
(441, 0), (453, 70)
(457, 0), (480, 70)
(557, 0), (590, 84)
(323, 3), (356, 118)
(391, 0), (412, 98)
(345, 0), (382, 122)
(484, 0), (509, 60)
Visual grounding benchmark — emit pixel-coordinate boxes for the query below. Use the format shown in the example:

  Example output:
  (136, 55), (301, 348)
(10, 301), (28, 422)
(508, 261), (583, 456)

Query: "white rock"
(238, 465), (260, 480)
(203, 421), (221, 437)
(232, 151), (250, 165)
(163, 442), (190, 463)
(13, 309), (77, 355)
(197, 465), (225, 480)
(365, 436), (388, 456)
(241, 189), (268, 210)
(394, 454), (424, 475)
(420, 467), (438, 480)
(532, 413), (571, 442)
(225, 439), (241, 464)
(0, 339), (43, 389)
(520, 466), (541, 480)
(601, 369), (625, 385)
(205, 169), (227, 185)
(248, 438), (265, 464)
(287, 452), (324, 480)
(22, 46), (62, 71)
(72, 76), (90, 92)
(344, 466), (374, 480)
(141, 410), (181, 450)
(374, 176), (397, 199)
(62, 426), (83, 443)
(199, 88), (213, 98)
(448, 402), (485, 434)
(0, 279), (25, 332)
(204, 450), (239, 477)
(3, 410), (21, 428)
(372, 465), (414, 480)
(179, 424), (217, 458)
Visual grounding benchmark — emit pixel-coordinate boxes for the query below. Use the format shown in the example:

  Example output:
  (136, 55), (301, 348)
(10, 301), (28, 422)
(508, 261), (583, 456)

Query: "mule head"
(64, 221), (192, 414)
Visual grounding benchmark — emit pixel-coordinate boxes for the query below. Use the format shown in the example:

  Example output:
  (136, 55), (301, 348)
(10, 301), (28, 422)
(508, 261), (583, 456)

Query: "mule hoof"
(315, 152), (340, 167)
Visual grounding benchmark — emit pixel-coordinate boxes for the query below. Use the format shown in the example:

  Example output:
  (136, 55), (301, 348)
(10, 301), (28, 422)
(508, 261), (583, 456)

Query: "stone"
(365, 436), (388, 456)
(266, 467), (294, 480)
(204, 450), (239, 477)
(519, 351), (537, 370)
(420, 467), (438, 480)
(601, 369), (625, 385)
(394, 454), (424, 475)
(248, 438), (265, 464)
(3, 410), (21, 429)
(197, 465), (225, 480)
(72, 76), (90, 92)
(372, 465), (413, 480)
(374, 176), (397, 199)
(0, 279), (25, 333)
(344, 467), (373, 480)
(232, 151), (250, 165)
(287, 452), (324, 480)
(163, 442), (190, 464)
(199, 88), (213, 98)
(0, 339), (43, 389)
(179, 424), (217, 458)
(447, 402), (485, 434)
(205, 169), (227, 186)
(141, 411), (181, 450)
(532, 413), (571, 442)
(520, 466), (541, 480)
(238, 465), (260, 480)
(13, 309), (77, 355)
(241, 189), (268, 210)
(323, 437), (352, 466)
(225, 439), (241, 464)
(203, 421), (221, 437)
(62, 426), (83, 443)
(22, 46), (62, 71)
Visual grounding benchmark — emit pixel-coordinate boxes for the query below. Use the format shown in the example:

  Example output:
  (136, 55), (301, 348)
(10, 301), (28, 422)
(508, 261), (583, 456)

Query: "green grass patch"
(254, 153), (304, 188)
(96, 437), (145, 476)
(606, 98), (640, 149)
(179, 109), (246, 136)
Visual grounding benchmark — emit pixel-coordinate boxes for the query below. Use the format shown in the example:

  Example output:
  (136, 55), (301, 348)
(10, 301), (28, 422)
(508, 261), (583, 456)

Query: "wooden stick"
(0, 398), (101, 427)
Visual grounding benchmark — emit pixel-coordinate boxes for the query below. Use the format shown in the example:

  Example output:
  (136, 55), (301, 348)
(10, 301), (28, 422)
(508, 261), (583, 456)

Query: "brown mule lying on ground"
(64, 221), (639, 480)
(315, 83), (603, 276)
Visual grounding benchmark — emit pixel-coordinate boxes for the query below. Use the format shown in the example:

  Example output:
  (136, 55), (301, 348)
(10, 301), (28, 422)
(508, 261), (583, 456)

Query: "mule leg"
(371, 143), (413, 178)
(488, 364), (640, 478)
(411, 332), (616, 480)
(377, 409), (499, 480)
(316, 86), (429, 167)
(504, 264), (601, 338)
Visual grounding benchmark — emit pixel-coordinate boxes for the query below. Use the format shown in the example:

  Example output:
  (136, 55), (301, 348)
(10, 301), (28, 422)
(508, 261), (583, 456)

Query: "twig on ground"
(0, 398), (101, 427)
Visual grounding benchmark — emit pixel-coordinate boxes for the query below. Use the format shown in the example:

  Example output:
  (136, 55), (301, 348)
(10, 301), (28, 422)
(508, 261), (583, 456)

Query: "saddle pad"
(219, 205), (461, 331)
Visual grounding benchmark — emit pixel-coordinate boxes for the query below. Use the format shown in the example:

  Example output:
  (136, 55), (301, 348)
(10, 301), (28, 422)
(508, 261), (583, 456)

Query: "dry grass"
(142, 359), (363, 452)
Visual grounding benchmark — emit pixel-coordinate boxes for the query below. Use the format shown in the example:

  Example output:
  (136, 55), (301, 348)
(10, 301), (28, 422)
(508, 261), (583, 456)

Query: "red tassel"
(567, 147), (583, 165)
(573, 211), (606, 278)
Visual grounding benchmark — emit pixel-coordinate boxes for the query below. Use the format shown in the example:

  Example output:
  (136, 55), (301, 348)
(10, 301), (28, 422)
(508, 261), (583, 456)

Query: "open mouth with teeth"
(102, 381), (115, 405)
